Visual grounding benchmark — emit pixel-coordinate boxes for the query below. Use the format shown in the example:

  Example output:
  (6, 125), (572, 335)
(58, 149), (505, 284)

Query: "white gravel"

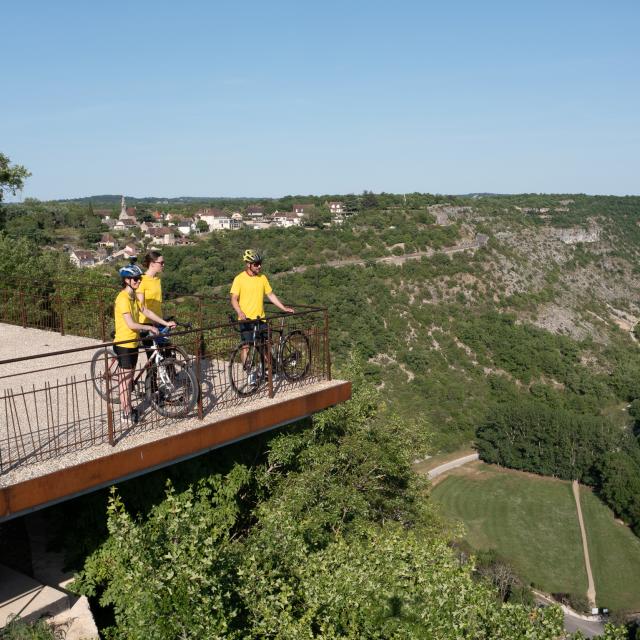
(0, 322), (339, 488)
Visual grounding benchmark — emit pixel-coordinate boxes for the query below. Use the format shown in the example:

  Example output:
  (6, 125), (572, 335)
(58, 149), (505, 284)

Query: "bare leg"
(118, 368), (134, 414)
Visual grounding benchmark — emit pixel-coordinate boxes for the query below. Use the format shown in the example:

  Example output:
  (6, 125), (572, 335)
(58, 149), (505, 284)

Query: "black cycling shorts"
(114, 345), (139, 370)
(240, 320), (268, 344)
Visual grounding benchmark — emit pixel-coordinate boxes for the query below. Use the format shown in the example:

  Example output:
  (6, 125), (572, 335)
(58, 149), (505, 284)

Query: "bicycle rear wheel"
(229, 342), (265, 396)
(145, 358), (198, 418)
(90, 347), (120, 404)
(280, 331), (311, 381)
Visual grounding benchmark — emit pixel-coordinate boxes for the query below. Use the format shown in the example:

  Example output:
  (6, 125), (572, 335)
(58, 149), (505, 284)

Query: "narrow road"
(573, 480), (596, 607)
(211, 240), (483, 293)
(535, 591), (604, 639)
(426, 453), (479, 480)
(290, 240), (482, 274)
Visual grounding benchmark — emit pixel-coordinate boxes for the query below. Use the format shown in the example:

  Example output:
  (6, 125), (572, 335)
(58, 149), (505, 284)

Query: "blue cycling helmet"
(118, 264), (143, 279)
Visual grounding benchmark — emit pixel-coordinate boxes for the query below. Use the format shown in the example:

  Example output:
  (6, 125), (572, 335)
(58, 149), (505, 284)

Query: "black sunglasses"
(251, 261), (262, 267)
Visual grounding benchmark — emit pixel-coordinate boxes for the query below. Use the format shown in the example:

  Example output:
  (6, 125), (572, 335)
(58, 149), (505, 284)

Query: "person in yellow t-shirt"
(230, 249), (294, 360)
(114, 262), (174, 423)
(137, 251), (176, 359)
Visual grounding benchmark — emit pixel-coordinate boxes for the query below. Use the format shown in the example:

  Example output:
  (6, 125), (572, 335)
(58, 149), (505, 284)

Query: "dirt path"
(426, 453), (479, 480)
(573, 480), (596, 607)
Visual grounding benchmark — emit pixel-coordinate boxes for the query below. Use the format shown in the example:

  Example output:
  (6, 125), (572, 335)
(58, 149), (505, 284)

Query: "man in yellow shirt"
(230, 249), (294, 345)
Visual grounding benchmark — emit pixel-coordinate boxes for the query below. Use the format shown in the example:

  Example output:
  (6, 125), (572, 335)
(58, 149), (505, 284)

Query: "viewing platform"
(0, 285), (350, 521)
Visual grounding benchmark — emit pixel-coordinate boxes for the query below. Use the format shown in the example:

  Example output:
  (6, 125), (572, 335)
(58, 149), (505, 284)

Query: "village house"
(113, 218), (138, 232)
(98, 233), (116, 248)
(327, 202), (344, 214)
(196, 208), (240, 231)
(139, 221), (163, 233)
(94, 247), (109, 261)
(124, 242), (138, 258)
(272, 211), (302, 228)
(177, 219), (196, 235)
(146, 226), (177, 245)
(293, 203), (313, 216)
(69, 250), (96, 268)
(245, 219), (272, 231)
(245, 204), (265, 219)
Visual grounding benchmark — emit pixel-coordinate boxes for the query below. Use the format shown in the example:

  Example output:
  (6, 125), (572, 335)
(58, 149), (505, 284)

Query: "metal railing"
(0, 285), (331, 477)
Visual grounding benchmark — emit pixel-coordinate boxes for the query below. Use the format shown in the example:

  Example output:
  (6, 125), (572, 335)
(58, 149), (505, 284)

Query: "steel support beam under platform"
(0, 381), (351, 521)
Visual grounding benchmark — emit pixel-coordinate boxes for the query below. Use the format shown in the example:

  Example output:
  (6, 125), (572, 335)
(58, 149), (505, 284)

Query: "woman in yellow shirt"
(114, 263), (172, 423)
(137, 251), (176, 358)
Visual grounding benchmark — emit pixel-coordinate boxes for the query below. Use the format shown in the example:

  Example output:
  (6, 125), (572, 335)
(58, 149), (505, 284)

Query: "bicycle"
(228, 316), (311, 397)
(91, 323), (198, 418)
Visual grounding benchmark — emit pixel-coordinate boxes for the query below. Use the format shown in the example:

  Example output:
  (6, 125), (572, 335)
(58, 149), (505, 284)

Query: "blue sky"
(2, 0), (638, 199)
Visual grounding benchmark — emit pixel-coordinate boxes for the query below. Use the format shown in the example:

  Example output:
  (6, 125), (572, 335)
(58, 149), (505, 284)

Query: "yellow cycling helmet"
(243, 249), (262, 263)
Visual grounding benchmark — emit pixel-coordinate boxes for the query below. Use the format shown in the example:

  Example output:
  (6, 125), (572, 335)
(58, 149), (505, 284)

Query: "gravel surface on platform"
(0, 323), (340, 488)
(0, 324), (101, 387)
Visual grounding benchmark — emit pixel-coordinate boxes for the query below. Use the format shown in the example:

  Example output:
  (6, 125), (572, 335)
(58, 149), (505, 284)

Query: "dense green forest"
(3, 179), (640, 636)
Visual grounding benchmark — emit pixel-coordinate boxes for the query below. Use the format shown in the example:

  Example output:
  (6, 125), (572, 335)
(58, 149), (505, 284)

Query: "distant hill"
(55, 195), (260, 205)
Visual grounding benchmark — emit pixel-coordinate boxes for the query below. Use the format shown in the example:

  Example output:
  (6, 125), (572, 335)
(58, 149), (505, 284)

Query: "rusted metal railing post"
(194, 327), (203, 420)
(323, 309), (332, 381)
(99, 296), (106, 342)
(266, 322), (274, 398)
(104, 349), (115, 446)
(57, 291), (65, 336)
(20, 290), (27, 328)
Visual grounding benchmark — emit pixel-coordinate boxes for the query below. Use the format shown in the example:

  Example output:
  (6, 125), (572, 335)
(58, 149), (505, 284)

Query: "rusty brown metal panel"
(0, 382), (351, 520)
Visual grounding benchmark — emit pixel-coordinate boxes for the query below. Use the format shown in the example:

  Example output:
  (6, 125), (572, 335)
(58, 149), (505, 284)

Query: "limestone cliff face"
(556, 227), (601, 244)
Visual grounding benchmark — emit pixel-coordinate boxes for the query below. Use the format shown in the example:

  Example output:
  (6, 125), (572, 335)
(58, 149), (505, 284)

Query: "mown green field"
(431, 463), (587, 595)
(580, 486), (640, 612)
(431, 463), (640, 611)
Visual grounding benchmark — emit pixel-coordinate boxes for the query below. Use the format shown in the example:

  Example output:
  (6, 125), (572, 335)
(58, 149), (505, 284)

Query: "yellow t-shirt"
(138, 274), (162, 324)
(114, 289), (141, 347)
(230, 271), (273, 320)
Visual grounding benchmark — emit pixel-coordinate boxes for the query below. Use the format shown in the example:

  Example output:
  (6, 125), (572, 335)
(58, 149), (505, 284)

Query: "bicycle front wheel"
(229, 343), (265, 396)
(280, 331), (311, 381)
(90, 347), (120, 404)
(145, 358), (198, 418)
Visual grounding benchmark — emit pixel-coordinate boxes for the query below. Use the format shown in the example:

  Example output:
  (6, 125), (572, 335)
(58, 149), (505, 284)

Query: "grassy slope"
(431, 463), (587, 595)
(580, 485), (640, 612)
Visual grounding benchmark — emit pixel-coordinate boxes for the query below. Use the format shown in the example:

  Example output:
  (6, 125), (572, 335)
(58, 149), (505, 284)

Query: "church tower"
(119, 195), (129, 221)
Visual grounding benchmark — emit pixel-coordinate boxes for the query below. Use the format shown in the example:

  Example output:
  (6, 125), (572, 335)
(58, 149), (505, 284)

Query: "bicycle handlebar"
(153, 322), (192, 343)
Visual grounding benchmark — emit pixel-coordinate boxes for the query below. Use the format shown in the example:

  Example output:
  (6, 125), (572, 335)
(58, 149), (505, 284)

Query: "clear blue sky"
(2, 0), (638, 199)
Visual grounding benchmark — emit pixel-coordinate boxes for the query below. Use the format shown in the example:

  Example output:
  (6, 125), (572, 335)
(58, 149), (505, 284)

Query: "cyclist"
(230, 249), (294, 360)
(114, 263), (175, 423)
(137, 251), (176, 358)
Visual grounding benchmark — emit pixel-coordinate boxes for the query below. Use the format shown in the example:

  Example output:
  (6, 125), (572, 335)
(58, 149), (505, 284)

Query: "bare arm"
(267, 292), (294, 313)
(140, 307), (176, 328)
(122, 313), (159, 334)
(231, 294), (247, 320)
